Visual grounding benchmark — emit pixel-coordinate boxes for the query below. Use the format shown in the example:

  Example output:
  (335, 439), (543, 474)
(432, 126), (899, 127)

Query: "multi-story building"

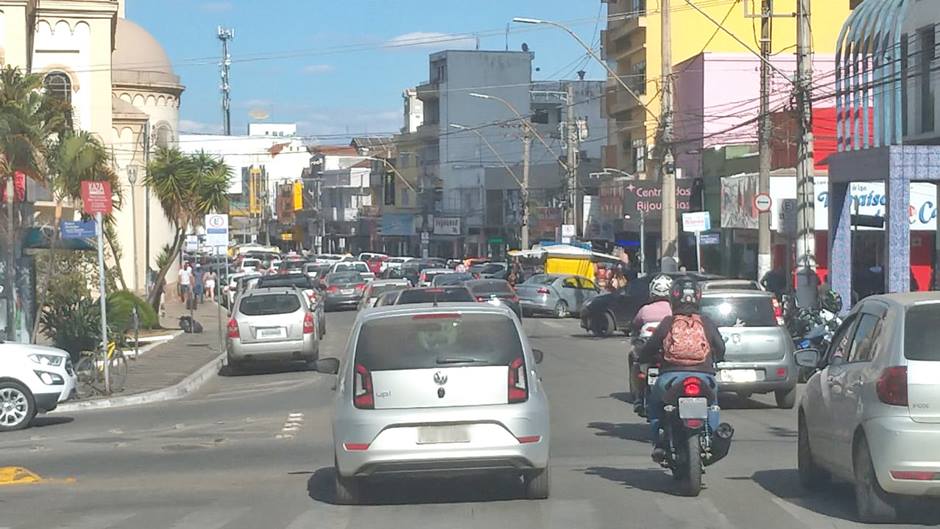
(601, 0), (851, 176)
(308, 146), (373, 253)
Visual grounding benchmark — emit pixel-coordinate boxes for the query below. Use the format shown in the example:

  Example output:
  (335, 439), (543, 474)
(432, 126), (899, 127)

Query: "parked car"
(518, 274), (600, 318)
(255, 273), (326, 340)
(395, 286), (475, 305)
(323, 271), (368, 311)
(358, 279), (411, 310)
(226, 287), (319, 370)
(700, 290), (797, 408)
(796, 292), (940, 523)
(418, 268), (454, 287)
(330, 303), (549, 504)
(0, 343), (76, 431)
(465, 279), (522, 318)
(331, 261), (375, 281)
(432, 272), (474, 287)
(580, 272), (716, 337)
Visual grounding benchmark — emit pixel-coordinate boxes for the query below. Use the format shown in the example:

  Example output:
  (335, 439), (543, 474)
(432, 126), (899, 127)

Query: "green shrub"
(40, 295), (101, 362)
(107, 290), (159, 332)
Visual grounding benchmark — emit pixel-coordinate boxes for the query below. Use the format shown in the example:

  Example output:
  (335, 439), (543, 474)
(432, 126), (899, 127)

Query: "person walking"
(177, 262), (193, 303)
(193, 265), (205, 305)
(205, 271), (217, 302)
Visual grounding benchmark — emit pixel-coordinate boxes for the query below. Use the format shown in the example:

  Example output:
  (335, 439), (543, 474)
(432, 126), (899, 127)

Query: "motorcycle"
(628, 322), (659, 416)
(654, 374), (734, 496)
(787, 306), (842, 381)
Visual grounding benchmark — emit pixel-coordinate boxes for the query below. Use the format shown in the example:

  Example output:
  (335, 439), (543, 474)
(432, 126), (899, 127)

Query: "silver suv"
(700, 290), (798, 408)
(331, 303), (550, 504)
(226, 287), (319, 370)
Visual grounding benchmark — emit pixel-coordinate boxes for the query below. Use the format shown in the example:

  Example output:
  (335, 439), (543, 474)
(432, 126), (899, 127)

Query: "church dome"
(112, 18), (179, 86)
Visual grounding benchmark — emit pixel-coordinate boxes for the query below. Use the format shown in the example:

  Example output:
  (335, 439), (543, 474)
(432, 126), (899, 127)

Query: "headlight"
(29, 353), (65, 367)
(34, 370), (64, 385)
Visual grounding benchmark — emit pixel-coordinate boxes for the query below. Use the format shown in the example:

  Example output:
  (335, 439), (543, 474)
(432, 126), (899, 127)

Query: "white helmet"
(649, 274), (673, 299)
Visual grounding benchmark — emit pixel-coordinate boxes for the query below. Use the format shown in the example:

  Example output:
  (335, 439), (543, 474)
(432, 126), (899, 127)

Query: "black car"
(580, 272), (720, 337)
(465, 279), (522, 318)
(400, 258), (447, 286)
(395, 286), (475, 305)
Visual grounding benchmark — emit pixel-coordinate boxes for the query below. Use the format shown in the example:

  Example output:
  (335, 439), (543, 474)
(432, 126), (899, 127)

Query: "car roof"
(701, 290), (773, 299)
(244, 286), (300, 295)
(862, 291), (940, 308)
(423, 268), (453, 273)
(358, 302), (515, 323)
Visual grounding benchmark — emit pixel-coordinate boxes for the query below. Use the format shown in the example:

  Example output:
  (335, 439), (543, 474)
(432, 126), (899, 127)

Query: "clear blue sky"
(127, 0), (606, 140)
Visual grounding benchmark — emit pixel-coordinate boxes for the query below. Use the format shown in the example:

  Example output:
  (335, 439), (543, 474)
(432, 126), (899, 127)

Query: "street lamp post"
(127, 166), (139, 293)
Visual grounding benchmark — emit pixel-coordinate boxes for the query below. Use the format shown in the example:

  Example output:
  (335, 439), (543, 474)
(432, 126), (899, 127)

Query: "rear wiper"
(436, 356), (489, 365)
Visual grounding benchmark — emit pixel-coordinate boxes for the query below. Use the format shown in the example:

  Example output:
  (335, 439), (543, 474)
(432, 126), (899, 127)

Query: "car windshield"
(327, 272), (362, 284)
(355, 313), (523, 371)
(700, 297), (777, 327)
(524, 275), (557, 286)
(396, 288), (475, 304)
(905, 304), (940, 360)
(368, 283), (407, 297)
(239, 294), (301, 316)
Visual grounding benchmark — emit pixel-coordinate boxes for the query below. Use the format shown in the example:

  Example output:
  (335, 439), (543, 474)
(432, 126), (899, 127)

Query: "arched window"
(43, 71), (72, 103)
(155, 124), (173, 148)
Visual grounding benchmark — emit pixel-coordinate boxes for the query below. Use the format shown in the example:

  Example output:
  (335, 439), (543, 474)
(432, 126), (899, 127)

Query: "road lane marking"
(167, 506), (251, 529)
(0, 466), (42, 486)
(278, 412), (305, 439)
(52, 512), (136, 529)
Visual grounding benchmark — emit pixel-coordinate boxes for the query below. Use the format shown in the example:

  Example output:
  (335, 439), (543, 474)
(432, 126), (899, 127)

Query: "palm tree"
(145, 148), (231, 309)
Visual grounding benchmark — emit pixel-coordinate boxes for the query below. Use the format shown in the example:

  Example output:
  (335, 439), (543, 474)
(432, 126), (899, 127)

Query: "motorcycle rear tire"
(678, 434), (703, 497)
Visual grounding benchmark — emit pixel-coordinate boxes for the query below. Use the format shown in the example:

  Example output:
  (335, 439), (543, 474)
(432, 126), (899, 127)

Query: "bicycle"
(75, 340), (128, 396)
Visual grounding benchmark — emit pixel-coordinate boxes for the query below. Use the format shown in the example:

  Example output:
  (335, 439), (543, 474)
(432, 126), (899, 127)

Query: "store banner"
(381, 213), (416, 236)
(623, 180), (694, 218)
(433, 217), (461, 236)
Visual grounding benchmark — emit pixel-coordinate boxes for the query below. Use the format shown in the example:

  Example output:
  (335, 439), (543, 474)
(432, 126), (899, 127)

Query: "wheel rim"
(556, 302), (567, 317)
(0, 387), (29, 427)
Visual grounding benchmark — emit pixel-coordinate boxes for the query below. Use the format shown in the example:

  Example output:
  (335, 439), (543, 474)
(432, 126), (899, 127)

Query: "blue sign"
(699, 232), (721, 246)
(616, 239), (641, 248)
(380, 213), (416, 237)
(60, 220), (97, 240)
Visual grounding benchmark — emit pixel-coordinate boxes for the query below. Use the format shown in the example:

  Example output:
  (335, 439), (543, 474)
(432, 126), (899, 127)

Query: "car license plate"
(678, 397), (709, 419)
(258, 327), (286, 339)
(718, 369), (762, 383)
(417, 426), (470, 445)
(647, 367), (659, 387)
(341, 289), (354, 295)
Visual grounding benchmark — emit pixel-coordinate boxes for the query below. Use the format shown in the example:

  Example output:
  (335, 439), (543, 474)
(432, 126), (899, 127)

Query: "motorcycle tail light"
(685, 419), (704, 429)
(682, 377), (702, 397)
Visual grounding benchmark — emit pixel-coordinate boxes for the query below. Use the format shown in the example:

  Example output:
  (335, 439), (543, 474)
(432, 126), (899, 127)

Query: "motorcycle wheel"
(678, 434), (703, 497)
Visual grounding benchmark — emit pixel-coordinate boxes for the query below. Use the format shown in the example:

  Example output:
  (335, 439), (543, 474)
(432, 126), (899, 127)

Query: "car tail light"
(476, 296), (489, 302)
(353, 363), (374, 409)
(890, 471), (938, 481)
(771, 298), (784, 326)
(303, 313), (315, 334)
(355, 283), (366, 291)
(343, 442), (370, 452)
(876, 366), (908, 406)
(227, 318), (239, 338)
(516, 435), (541, 444)
(510, 294), (520, 302)
(682, 377), (702, 397)
(327, 285), (338, 293)
(508, 357), (528, 403)
(537, 287), (550, 295)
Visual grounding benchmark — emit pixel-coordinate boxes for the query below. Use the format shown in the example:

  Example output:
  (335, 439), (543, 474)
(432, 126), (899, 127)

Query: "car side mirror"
(794, 348), (820, 368)
(316, 358), (340, 375)
(532, 348), (545, 364)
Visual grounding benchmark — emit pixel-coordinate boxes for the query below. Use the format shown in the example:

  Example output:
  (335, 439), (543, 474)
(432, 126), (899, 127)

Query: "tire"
(591, 312), (615, 337)
(679, 434), (703, 497)
(334, 468), (361, 505)
(797, 413), (830, 490)
(775, 387), (797, 409)
(0, 381), (36, 432)
(853, 436), (898, 523)
(75, 356), (99, 396)
(524, 466), (550, 500)
(554, 301), (569, 319)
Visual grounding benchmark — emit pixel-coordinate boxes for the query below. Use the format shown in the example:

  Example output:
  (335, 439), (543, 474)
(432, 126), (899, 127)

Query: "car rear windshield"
(355, 313), (523, 370)
(239, 294), (301, 316)
(369, 283), (407, 297)
(396, 288), (475, 304)
(904, 304), (940, 361)
(257, 276), (311, 289)
(700, 297), (777, 327)
(524, 275), (556, 286)
(433, 273), (473, 285)
(470, 281), (513, 295)
(327, 272), (362, 284)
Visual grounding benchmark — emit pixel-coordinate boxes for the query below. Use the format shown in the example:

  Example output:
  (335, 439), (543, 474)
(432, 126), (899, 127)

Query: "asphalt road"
(1, 312), (937, 529)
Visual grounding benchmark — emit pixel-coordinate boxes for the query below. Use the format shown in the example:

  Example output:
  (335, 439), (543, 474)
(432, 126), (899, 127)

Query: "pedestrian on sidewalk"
(205, 271), (217, 302)
(193, 265), (205, 304)
(178, 262), (193, 303)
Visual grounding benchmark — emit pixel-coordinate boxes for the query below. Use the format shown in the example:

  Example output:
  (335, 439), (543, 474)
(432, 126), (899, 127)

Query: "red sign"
(80, 180), (113, 215)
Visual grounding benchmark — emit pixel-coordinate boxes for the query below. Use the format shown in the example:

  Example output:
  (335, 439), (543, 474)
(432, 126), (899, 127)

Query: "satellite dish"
(521, 42), (529, 52)
(248, 108), (270, 120)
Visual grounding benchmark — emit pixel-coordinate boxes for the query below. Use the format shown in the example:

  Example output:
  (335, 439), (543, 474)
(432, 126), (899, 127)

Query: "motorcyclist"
(629, 274), (674, 413)
(638, 277), (726, 460)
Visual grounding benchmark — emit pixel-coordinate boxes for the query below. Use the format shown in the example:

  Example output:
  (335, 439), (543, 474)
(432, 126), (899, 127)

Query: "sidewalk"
(57, 294), (229, 412)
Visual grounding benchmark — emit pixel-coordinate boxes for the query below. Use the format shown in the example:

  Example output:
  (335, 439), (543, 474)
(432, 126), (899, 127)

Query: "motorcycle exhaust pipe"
(706, 423), (734, 466)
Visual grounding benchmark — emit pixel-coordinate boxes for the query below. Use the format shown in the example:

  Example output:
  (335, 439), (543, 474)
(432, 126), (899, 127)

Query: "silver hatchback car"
(796, 292), (940, 523)
(331, 303), (550, 504)
(226, 287), (319, 370)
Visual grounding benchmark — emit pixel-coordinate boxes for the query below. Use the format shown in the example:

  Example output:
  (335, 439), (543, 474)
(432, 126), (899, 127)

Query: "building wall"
(402, 88), (423, 133)
(0, 3), (30, 68)
(903, 6), (939, 144)
(248, 123), (296, 137)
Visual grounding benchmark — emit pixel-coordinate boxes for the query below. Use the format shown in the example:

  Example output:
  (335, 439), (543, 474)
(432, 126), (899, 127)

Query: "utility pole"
(217, 26), (234, 136)
(757, 0), (774, 282)
(794, 0), (817, 307)
(521, 129), (531, 250)
(659, 0), (678, 271)
(143, 122), (151, 296)
(565, 83), (579, 232)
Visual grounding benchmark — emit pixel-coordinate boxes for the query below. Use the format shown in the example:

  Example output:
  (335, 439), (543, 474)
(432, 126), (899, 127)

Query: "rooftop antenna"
(475, 34), (480, 50)
(505, 24), (509, 51)
(217, 26), (235, 135)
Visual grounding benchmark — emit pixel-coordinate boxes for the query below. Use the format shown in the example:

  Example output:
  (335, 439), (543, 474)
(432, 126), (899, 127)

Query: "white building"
(402, 88), (424, 133)
(308, 146), (373, 252)
(247, 122), (297, 137)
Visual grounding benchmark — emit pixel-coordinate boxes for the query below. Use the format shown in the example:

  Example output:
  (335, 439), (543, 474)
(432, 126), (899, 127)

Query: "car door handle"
(826, 375), (836, 384)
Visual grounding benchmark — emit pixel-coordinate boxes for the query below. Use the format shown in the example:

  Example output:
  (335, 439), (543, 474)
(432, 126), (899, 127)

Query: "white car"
(239, 258), (261, 273)
(330, 261), (375, 281)
(385, 257), (415, 271)
(0, 343), (76, 431)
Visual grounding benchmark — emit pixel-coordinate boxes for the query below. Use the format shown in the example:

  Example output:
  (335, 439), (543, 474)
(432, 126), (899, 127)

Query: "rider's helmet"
(648, 274), (673, 300)
(819, 289), (843, 313)
(669, 276), (702, 311)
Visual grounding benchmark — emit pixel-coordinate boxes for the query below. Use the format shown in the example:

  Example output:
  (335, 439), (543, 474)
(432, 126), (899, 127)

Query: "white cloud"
(200, 2), (233, 13)
(384, 32), (477, 51)
(302, 64), (334, 75)
(179, 119), (223, 134)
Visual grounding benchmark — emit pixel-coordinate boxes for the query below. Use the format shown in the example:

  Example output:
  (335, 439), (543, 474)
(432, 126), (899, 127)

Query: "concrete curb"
(54, 351), (225, 413)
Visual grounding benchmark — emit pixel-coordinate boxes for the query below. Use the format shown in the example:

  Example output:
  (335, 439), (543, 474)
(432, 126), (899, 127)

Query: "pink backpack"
(663, 314), (710, 366)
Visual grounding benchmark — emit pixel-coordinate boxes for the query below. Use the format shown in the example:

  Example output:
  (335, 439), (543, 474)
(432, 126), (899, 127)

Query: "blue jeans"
(646, 371), (720, 442)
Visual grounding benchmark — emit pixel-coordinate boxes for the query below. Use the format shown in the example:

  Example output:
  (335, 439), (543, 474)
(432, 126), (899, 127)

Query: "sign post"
(681, 211), (711, 273)
(205, 214), (229, 355)
(81, 181), (113, 394)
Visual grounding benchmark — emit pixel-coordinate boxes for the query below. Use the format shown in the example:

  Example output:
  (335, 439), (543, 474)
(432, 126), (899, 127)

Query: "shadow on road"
(752, 469), (940, 525)
(27, 416), (74, 428)
(587, 421), (650, 443)
(717, 393), (777, 410)
(307, 467), (525, 506)
(606, 392), (633, 403)
(582, 466), (680, 495)
(219, 362), (316, 378)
